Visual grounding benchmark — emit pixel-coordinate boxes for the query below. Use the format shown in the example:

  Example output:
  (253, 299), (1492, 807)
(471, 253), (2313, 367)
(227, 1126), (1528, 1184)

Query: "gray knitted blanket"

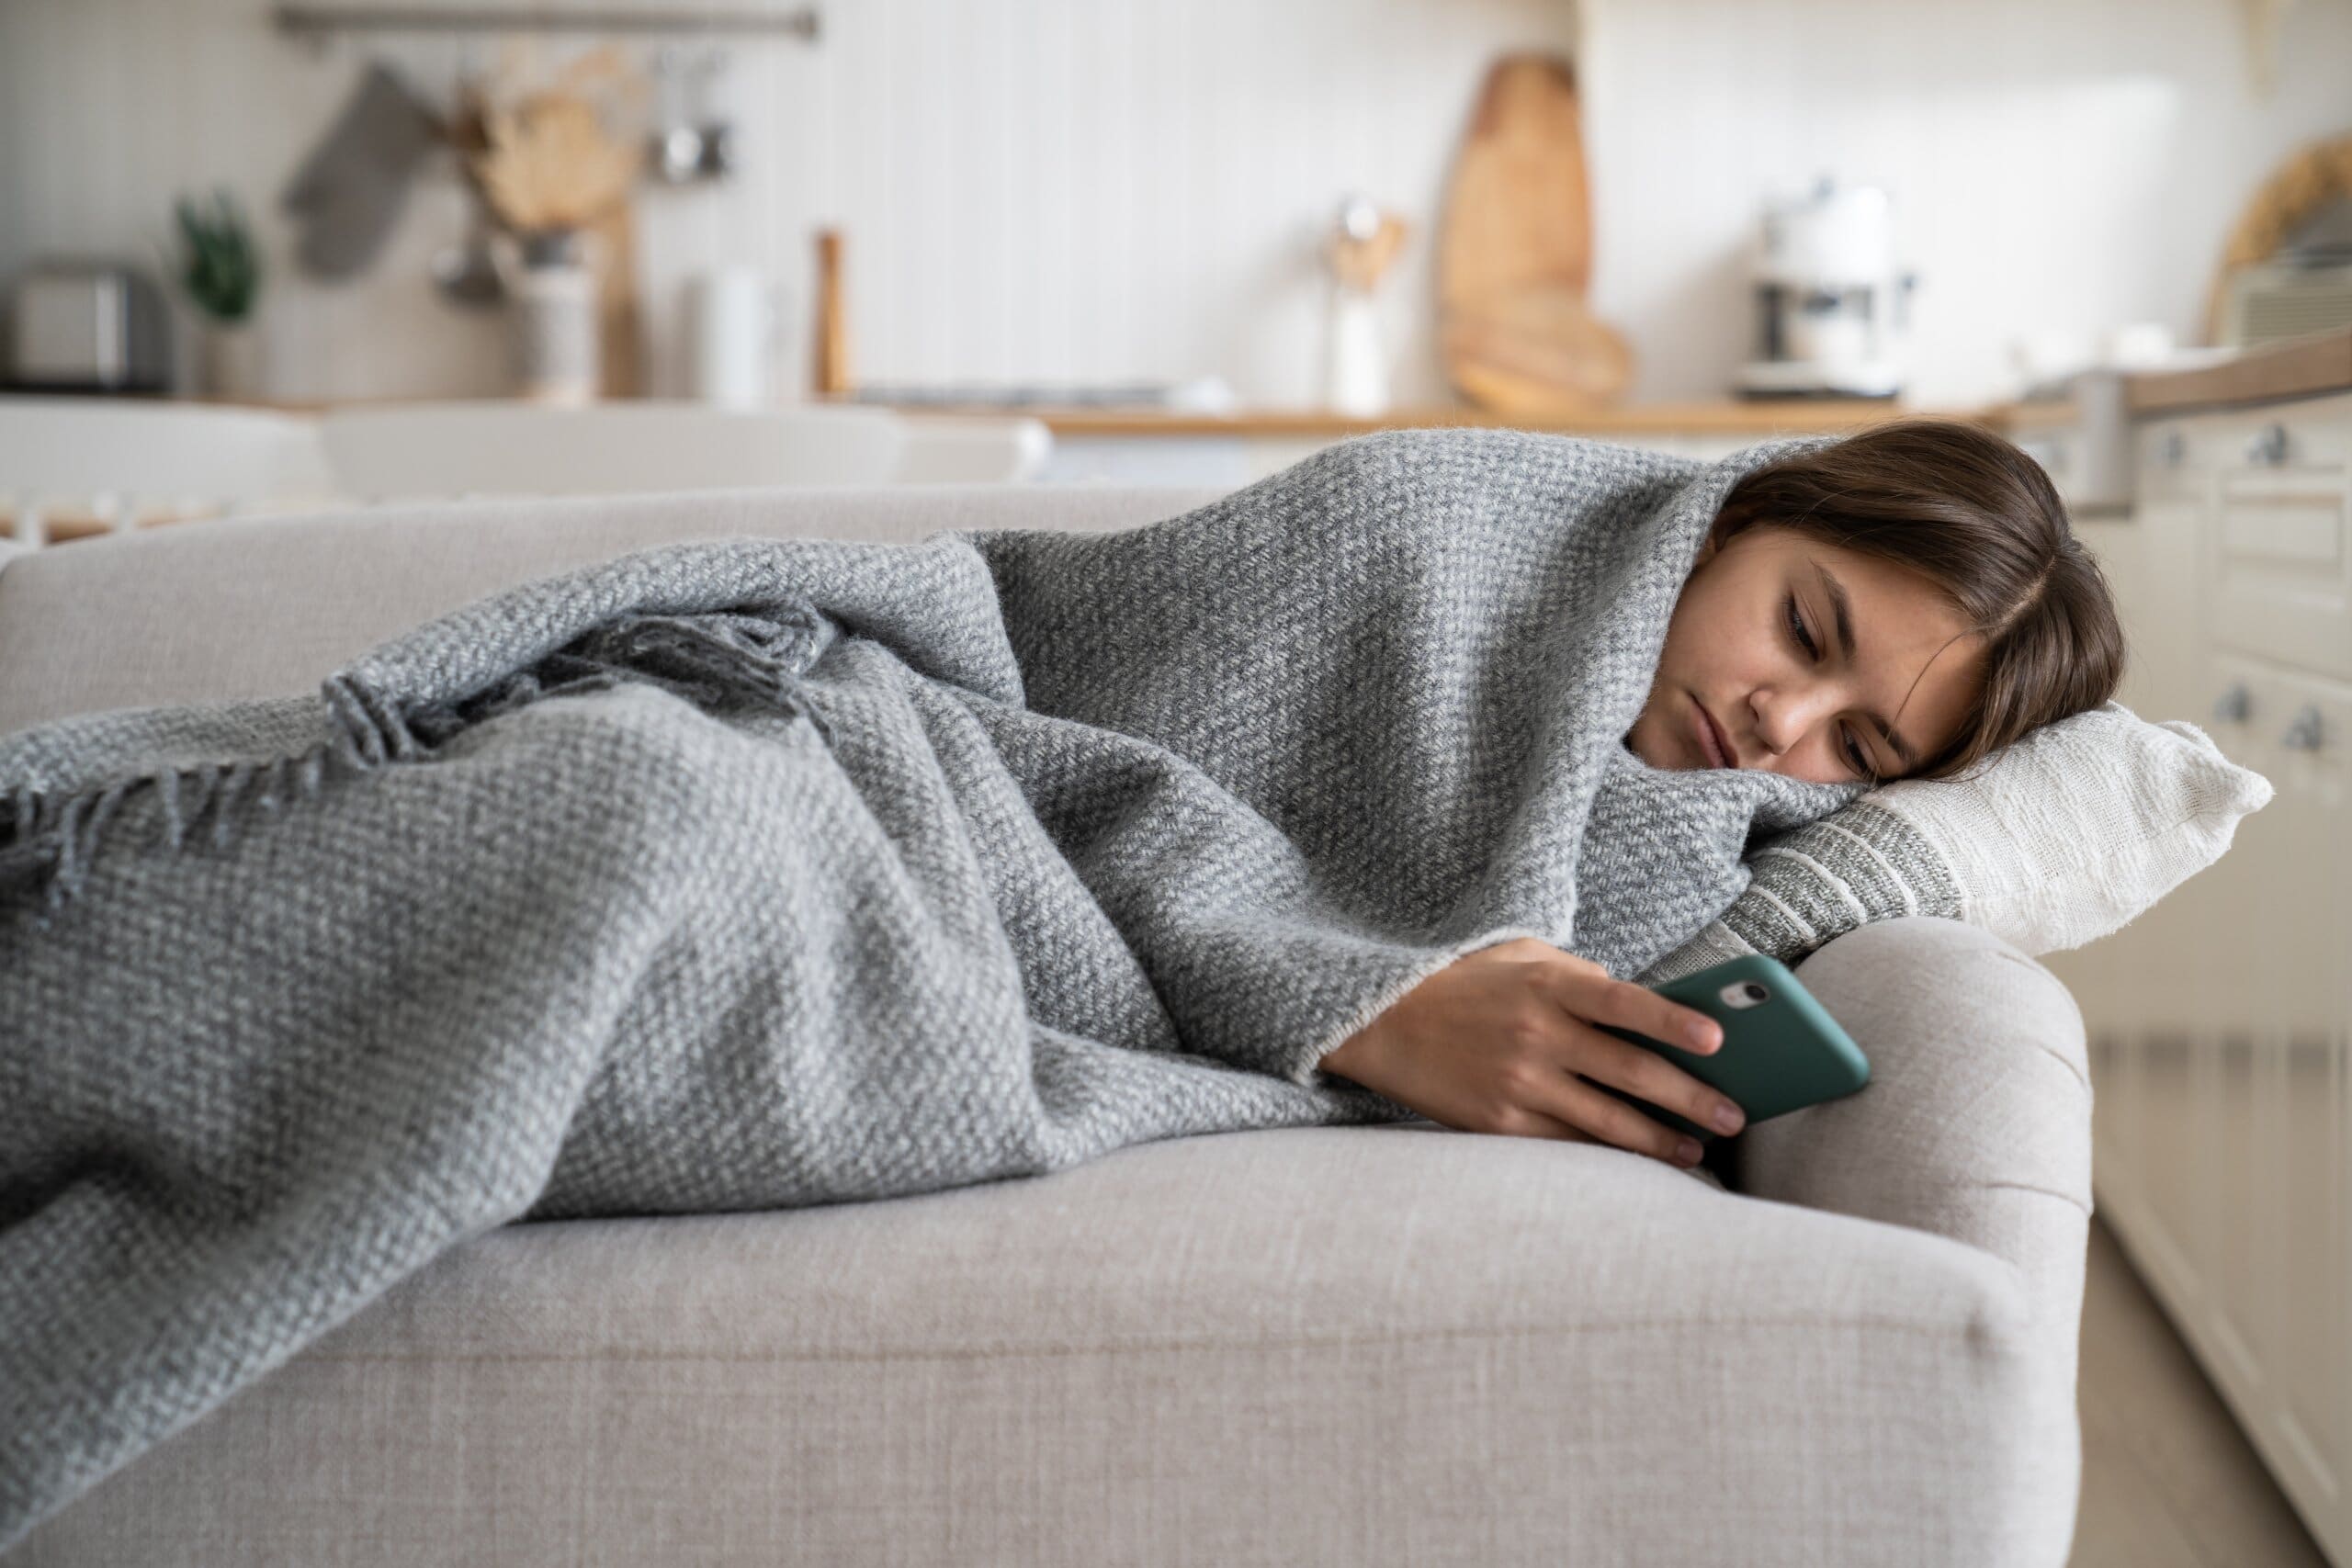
(0, 428), (1866, 1547)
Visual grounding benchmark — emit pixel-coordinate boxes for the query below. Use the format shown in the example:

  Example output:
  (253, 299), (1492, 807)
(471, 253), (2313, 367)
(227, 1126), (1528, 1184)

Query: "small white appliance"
(1735, 176), (1918, 400)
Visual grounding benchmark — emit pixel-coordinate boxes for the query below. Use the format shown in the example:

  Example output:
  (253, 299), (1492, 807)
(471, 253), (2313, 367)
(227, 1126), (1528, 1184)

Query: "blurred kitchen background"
(2, 0), (2349, 491)
(7, 6), (2352, 1565)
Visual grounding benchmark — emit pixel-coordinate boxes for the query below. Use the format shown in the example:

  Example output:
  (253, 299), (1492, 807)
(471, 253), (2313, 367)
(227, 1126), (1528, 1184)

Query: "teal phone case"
(1589, 955), (1871, 1142)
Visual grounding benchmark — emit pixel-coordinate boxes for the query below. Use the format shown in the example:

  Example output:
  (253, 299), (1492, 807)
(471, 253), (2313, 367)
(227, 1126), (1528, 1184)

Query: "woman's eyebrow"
(1813, 561), (1918, 771)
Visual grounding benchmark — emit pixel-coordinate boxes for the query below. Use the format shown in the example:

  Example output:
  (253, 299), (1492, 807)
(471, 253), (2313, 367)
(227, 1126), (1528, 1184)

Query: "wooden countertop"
(841, 399), (1985, 437)
(176, 392), (2016, 435)
(1970, 329), (2352, 432)
(2124, 326), (2352, 414)
(1983, 398), (2087, 432)
(170, 335), (2352, 433)
(204, 393), (1940, 431)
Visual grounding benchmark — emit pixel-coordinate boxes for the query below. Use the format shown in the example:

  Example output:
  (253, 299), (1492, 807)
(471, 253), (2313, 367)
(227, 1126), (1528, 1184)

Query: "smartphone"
(1588, 954), (1870, 1143)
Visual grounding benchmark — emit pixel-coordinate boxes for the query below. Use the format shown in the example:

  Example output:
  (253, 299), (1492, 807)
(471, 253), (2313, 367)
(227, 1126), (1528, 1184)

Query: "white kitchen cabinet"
(2043, 388), (2352, 1565)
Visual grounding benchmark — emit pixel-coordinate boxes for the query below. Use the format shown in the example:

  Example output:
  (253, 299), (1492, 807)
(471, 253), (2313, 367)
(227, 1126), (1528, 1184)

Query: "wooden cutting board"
(1438, 53), (1634, 415)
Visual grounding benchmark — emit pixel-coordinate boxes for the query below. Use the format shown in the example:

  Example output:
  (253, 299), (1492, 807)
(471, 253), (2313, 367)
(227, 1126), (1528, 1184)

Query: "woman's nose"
(1751, 689), (1838, 756)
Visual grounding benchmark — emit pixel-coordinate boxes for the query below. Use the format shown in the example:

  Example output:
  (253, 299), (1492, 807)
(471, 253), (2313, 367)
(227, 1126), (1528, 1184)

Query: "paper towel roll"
(688, 266), (783, 406)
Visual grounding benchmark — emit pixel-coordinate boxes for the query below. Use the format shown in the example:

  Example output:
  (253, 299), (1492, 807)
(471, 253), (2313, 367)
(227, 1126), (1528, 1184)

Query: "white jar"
(687, 265), (785, 407)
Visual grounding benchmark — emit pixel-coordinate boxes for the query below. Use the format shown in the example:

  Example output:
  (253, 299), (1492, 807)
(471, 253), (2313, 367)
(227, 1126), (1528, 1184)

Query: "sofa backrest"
(0, 483), (1227, 736)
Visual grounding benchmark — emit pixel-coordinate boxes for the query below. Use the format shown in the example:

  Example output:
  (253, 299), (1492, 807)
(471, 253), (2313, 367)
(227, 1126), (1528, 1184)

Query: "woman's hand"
(1317, 937), (1747, 1168)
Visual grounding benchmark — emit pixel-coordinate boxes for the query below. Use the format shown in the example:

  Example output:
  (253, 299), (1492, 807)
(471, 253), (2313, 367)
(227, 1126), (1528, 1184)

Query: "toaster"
(5, 258), (173, 394)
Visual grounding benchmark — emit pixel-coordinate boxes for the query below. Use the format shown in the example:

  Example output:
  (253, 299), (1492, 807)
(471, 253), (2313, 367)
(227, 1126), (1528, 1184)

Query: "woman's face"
(1623, 522), (1986, 784)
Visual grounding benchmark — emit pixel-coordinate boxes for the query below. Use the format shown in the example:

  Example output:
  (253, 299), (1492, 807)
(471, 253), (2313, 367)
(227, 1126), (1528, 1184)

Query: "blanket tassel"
(0, 605), (834, 925)
(0, 740), (366, 926)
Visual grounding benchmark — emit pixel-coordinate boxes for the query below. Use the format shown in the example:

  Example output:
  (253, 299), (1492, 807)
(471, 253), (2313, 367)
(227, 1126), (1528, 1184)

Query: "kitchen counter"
(200, 347), (2352, 437)
(196, 392), (1996, 435)
(2124, 325), (2352, 414)
(1986, 326), (2352, 433)
(917, 398), (1998, 486)
(831, 398), (1982, 437)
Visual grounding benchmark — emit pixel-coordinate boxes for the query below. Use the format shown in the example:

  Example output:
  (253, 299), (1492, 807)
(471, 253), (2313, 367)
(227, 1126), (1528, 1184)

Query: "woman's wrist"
(1317, 1025), (1373, 1082)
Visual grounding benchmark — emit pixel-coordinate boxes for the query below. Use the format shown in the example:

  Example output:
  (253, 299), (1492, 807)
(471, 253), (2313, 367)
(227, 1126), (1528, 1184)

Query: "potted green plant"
(173, 187), (265, 401)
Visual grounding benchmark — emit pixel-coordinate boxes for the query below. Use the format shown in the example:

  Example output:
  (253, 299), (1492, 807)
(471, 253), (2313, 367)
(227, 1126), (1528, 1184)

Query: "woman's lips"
(1691, 694), (1732, 768)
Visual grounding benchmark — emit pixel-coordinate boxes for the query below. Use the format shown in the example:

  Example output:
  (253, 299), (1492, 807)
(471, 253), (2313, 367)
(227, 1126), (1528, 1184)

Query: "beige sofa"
(0, 484), (2093, 1567)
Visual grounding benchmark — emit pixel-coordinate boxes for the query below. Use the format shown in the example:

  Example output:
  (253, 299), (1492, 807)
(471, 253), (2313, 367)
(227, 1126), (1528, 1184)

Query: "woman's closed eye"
(1783, 592), (1878, 780)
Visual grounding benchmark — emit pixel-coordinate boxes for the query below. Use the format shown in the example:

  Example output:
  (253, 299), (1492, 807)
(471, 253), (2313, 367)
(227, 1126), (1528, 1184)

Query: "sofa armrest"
(1734, 913), (2092, 1565)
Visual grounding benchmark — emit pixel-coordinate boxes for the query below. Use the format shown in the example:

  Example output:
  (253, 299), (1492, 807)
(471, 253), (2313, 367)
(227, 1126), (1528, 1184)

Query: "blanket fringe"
(0, 604), (833, 925)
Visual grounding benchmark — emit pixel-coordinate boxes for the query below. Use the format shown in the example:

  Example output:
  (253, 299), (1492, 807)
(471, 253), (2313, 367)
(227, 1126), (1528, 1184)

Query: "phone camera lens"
(1743, 982), (1770, 1002)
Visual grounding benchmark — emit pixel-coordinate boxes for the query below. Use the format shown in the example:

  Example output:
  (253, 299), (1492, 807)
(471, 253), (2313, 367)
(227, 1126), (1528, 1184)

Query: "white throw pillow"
(1635, 699), (2275, 983)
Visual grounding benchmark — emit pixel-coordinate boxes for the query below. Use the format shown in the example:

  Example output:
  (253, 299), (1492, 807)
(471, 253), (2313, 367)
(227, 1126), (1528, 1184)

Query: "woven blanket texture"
(0, 427), (1870, 1547)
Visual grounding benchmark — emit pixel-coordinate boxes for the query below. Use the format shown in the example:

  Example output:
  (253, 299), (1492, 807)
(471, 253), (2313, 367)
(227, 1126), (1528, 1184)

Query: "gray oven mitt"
(280, 61), (444, 280)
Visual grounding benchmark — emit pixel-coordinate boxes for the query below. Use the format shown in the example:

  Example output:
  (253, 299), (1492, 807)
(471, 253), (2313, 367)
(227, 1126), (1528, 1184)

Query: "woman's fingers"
(1567, 1029), (1747, 1140)
(1547, 963), (1722, 1055)
(1533, 954), (1747, 1143)
(1510, 1067), (1700, 1166)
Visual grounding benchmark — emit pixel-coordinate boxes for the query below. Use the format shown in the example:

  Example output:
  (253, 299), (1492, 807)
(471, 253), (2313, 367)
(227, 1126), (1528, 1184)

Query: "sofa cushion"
(10, 1113), (2041, 1568)
(0, 484), (1227, 735)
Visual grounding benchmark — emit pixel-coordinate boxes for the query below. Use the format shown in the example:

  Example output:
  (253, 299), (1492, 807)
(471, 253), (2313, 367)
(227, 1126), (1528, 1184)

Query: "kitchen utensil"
(1438, 53), (1632, 416)
(648, 45), (707, 183)
(691, 48), (734, 178)
(585, 194), (644, 398)
(432, 185), (506, 307)
(647, 45), (734, 184)
(430, 72), (505, 308)
(813, 229), (851, 395)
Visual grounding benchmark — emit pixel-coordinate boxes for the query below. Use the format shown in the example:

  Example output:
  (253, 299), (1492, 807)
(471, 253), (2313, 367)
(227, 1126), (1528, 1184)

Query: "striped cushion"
(1637, 699), (2273, 983)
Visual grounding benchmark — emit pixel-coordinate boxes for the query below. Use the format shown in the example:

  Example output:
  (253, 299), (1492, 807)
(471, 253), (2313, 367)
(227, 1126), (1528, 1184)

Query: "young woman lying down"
(0, 413), (2131, 1546)
(1319, 416), (2120, 1168)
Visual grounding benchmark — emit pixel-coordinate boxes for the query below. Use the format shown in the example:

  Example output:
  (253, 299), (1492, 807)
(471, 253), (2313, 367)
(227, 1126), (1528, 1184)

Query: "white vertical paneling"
(1040, 0), (1079, 380)
(1102, 0), (1136, 381)
(1068, 0), (1110, 380)
(1164, 1), (1200, 380)
(975, 0), (1012, 379)
(870, 0), (904, 382)
(1186, 0), (1238, 389)
(4, 0), (2351, 409)
(899, 0), (946, 382)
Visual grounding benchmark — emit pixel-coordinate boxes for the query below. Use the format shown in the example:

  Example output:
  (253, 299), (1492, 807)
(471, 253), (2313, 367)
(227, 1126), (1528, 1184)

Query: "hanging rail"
(271, 5), (820, 41)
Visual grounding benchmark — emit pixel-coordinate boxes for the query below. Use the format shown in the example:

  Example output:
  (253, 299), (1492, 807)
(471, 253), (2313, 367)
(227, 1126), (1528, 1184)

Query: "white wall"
(1, 0), (2345, 410)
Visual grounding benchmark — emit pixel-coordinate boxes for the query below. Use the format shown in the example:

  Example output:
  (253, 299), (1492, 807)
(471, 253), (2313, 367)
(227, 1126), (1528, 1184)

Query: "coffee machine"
(1736, 176), (1918, 400)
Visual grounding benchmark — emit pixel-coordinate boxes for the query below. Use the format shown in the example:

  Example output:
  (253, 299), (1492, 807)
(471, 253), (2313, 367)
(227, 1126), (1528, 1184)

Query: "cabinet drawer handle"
(2244, 423), (2290, 467)
(2213, 682), (2253, 723)
(2280, 704), (2324, 750)
(2159, 429), (2187, 468)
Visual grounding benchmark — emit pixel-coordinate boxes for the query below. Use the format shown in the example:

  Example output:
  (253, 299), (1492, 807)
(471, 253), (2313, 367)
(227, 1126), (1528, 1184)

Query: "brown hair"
(1709, 416), (2125, 784)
